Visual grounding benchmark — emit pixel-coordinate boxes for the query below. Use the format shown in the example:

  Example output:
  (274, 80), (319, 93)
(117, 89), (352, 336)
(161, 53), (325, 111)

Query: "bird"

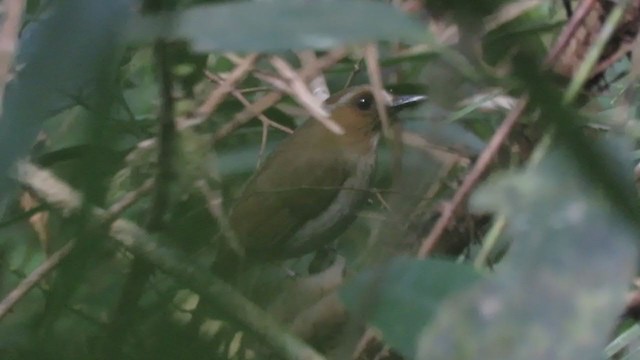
(214, 85), (426, 276)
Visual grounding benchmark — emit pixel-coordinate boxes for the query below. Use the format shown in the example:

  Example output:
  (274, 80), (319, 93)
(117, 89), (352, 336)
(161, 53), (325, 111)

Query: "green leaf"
(340, 258), (481, 358)
(126, 0), (424, 52)
(0, 0), (129, 202)
(416, 149), (637, 360)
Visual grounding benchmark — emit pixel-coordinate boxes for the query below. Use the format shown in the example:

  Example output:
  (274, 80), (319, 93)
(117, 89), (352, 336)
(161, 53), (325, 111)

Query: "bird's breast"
(282, 134), (380, 256)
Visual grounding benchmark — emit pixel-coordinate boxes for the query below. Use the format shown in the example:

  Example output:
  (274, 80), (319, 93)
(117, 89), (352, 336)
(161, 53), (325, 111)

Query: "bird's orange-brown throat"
(212, 85), (426, 279)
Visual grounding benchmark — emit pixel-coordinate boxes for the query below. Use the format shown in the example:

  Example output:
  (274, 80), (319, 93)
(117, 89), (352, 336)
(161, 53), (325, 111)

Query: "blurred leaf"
(416, 149), (637, 359)
(126, 0), (424, 51)
(0, 0), (131, 202)
(341, 258), (481, 358)
(482, 0), (555, 66)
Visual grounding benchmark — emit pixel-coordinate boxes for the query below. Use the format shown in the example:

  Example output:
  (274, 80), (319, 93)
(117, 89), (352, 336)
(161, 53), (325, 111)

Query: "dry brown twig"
(13, 161), (326, 360)
(364, 44), (392, 132)
(211, 48), (349, 143)
(204, 70), (295, 167)
(549, 0), (598, 75)
(0, 240), (75, 320)
(269, 56), (345, 134)
(484, 0), (544, 33)
(203, 70), (293, 134)
(416, 0), (605, 258)
(211, 91), (284, 143)
(179, 53), (259, 129)
(101, 179), (155, 224)
(20, 191), (51, 255)
(417, 97), (528, 257)
(0, 166), (154, 321)
(298, 50), (330, 101)
(0, 0), (26, 106)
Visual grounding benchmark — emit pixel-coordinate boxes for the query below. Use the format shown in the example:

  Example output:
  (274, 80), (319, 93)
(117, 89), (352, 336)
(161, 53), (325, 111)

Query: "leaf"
(416, 149), (638, 360)
(0, 0), (130, 203)
(340, 257), (481, 358)
(126, 0), (424, 52)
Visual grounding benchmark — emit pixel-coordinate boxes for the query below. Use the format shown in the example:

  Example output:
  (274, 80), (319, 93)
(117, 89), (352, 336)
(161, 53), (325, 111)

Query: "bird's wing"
(228, 145), (351, 254)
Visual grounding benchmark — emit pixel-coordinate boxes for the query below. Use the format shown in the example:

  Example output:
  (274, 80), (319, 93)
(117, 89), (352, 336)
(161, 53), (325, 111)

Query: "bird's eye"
(355, 93), (374, 111)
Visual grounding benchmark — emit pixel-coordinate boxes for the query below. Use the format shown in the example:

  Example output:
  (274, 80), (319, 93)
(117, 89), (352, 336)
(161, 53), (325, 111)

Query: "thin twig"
(204, 71), (293, 134)
(416, 0), (596, 257)
(546, 0), (597, 66)
(484, 0), (545, 33)
(374, 192), (391, 211)
(0, 0), (26, 105)
(269, 56), (344, 134)
(344, 57), (364, 89)
(0, 174), (153, 322)
(238, 85), (271, 93)
(298, 50), (330, 101)
(364, 44), (391, 132)
(592, 40), (636, 77)
(212, 91), (284, 143)
(106, 39), (177, 353)
(14, 162), (325, 360)
(20, 191), (50, 255)
(254, 70), (296, 94)
(100, 179), (154, 224)
(0, 241), (74, 320)
(352, 328), (381, 359)
(563, 1), (629, 102)
(417, 97), (528, 258)
(211, 48), (348, 143)
(179, 53), (258, 129)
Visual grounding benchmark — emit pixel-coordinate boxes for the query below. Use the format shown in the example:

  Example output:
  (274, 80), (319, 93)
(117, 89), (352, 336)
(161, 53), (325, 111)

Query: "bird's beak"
(390, 94), (427, 109)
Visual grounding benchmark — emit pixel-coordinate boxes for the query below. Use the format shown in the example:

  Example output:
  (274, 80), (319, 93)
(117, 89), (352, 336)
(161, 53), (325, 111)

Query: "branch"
(147, 40), (177, 230)
(14, 161), (325, 360)
(211, 48), (348, 143)
(0, 241), (74, 320)
(0, 0), (26, 105)
(0, 174), (153, 321)
(203, 70), (293, 134)
(364, 44), (391, 132)
(297, 50), (329, 101)
(417, 98), (527, 257)
(417, 0), (602, 257)
(180, 53), (258, 128)
(106, 39), (177, 354)
(269, 56), (344, 134)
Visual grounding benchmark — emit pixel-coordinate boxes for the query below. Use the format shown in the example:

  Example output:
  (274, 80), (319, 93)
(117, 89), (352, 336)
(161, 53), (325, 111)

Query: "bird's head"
(323, 85), (426, 137)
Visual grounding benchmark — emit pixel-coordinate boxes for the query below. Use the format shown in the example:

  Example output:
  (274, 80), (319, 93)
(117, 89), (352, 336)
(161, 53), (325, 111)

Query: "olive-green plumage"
(218, 85), (425, 269)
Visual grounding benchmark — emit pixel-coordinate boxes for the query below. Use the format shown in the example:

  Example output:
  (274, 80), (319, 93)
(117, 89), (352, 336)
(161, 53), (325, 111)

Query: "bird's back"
(227, 119), (377, 259)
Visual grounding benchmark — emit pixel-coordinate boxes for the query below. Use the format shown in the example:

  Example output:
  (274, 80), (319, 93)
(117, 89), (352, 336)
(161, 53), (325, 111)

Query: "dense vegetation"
(1, 0), (639, 359)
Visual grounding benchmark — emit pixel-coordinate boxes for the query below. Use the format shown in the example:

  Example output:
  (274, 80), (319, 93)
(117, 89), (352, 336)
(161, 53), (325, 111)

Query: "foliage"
(0, 0), (639, 359)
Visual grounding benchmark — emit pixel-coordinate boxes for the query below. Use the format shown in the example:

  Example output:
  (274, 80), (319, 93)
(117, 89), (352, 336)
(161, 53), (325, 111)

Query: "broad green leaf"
(340, 258), (481, 358)
(0, 0), (129, 208)
(126, 0), (424, 52)
(416, 149), (637, 360)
